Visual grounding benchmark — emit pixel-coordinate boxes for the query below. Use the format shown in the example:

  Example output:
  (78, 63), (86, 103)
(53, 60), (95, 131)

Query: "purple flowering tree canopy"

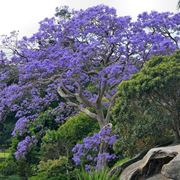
(0, 5), (179, 167)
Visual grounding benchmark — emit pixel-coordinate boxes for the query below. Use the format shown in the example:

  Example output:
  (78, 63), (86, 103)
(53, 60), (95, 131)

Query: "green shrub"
(113, 104), (172, 156)
(112, 51), (180, 156)
(29, 156), (71, 180)
(8, 175), (22, 180)
(0, 112), (17, 147)
(0, 154), (18, 176)
(0, 175), (21, 180)
(29, 109), (59, 137)
(41, 112), (99, 160)
(0, 152), (10, 159)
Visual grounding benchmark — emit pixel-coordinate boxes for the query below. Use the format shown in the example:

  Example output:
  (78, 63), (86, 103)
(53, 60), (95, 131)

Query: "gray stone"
(161, 154), (180, 180)
(120, 145), (180, 180)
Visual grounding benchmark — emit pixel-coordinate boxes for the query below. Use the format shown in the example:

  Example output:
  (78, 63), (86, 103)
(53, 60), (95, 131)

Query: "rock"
(109, 149), (149, 177)
(161, 154), (180, 180)
(120, 144), (180, 180)
(146, 174), (170, 180)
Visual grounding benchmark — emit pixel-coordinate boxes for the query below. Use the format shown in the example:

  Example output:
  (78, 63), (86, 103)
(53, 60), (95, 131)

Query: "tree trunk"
(96, 110), (108, 170)
(174, 130), (180, 143)
(172, 112), (180, 143)
(96, 141), (108, 170)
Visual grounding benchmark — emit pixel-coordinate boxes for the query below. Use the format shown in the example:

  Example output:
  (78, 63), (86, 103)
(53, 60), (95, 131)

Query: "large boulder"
(120, 145), (180, 180)
(161, 153), (180, 179)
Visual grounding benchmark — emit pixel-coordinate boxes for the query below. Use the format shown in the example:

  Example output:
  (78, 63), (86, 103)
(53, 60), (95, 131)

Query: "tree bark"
(96, 140), (108, 170)
(96, 110), (109, 170)
(172, 112), (180, 143)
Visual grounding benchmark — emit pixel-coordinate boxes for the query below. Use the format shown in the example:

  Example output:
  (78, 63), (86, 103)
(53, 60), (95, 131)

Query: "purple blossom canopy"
(0, 5), (179, 159)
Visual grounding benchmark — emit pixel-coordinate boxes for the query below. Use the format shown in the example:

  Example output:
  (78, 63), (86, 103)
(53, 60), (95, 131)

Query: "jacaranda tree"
(0, 5), (179, 169)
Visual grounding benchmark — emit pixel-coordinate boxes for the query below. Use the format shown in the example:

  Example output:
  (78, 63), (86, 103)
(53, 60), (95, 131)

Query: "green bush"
(0, 139), (33, 179)
(0, 175), (21, 180)
(41, 112), (99, 160)
(112, 51), (180, 156)
(29, 156), (71, 180)
(0, 112), (17, 147)
(113, 102), (172, 156)
(0, 158), (18, 176)
(29, 109), (59, 137)
(0, 65), (18, 147)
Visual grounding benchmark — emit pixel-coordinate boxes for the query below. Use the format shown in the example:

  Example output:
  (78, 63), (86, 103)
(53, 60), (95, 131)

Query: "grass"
(0, 151), (10, 163)
(77, 168), (117, 180)
(112, 157), (130, 167)
(108, 157), (130, 179)
(0, 152), (10, 158)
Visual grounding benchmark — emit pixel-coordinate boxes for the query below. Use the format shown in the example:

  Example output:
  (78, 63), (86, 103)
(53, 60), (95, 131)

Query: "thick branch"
(79, 106), (97, 120)
(57, 86), (74, 98)
(104, 44), (116, 65)
(96, 78), (107, 106)
(75, 82), (95, 108)
(57, 87), (98, 120)
(105, 92), (118, 122)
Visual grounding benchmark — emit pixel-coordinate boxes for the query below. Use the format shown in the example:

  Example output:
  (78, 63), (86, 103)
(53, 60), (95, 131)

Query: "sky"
(0, 0), (179, 38)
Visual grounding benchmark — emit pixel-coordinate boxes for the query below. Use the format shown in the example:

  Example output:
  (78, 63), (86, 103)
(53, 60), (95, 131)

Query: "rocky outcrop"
(161, 153), (180, 179)
(120, 144), (180, 180)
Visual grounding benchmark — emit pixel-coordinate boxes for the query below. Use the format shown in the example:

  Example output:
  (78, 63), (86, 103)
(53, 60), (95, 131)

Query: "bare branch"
(75, 82), (95, 108)
(57, 86), (74, 98)
(61, 83), (75, 97)
(104, 43), (116, 65)
(79, 106), (97, 120)
(58, 86), (98, 120)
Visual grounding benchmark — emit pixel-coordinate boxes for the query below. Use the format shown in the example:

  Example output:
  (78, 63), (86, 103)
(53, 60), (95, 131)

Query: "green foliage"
(116, 51), (180, 98)
(0, 175), (21, 180)
(41, 112), (99, 160)
(0, 152), (9, 159)
(112, 51), (180, 156)
(109, 157), (130, 178)
(113, 105), (172, 156)
(0, 139), (20, 176)
(29, 109), (59, 137)
(16, 159), (32, 179)
(0, 65), (19, 147)
(7, 175), (22, 180)
(0, 157), (18, 176)
(29, 156), (73, 180)
(112, 157), (130, 168)
(76, 168), (116, 180)
(0, 112), (16, 147)
(0, 139), (33, 178)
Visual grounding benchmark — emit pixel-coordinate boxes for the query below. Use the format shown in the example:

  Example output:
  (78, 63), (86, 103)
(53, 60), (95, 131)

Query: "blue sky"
(0, 0), (178, 37)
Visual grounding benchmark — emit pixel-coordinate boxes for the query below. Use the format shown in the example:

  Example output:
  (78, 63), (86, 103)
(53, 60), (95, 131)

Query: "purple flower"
(14, 136), (37, 160)
(72, 126), (117, 169)
(0, 5), (179, 162)
(12, 117), (29, 136)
